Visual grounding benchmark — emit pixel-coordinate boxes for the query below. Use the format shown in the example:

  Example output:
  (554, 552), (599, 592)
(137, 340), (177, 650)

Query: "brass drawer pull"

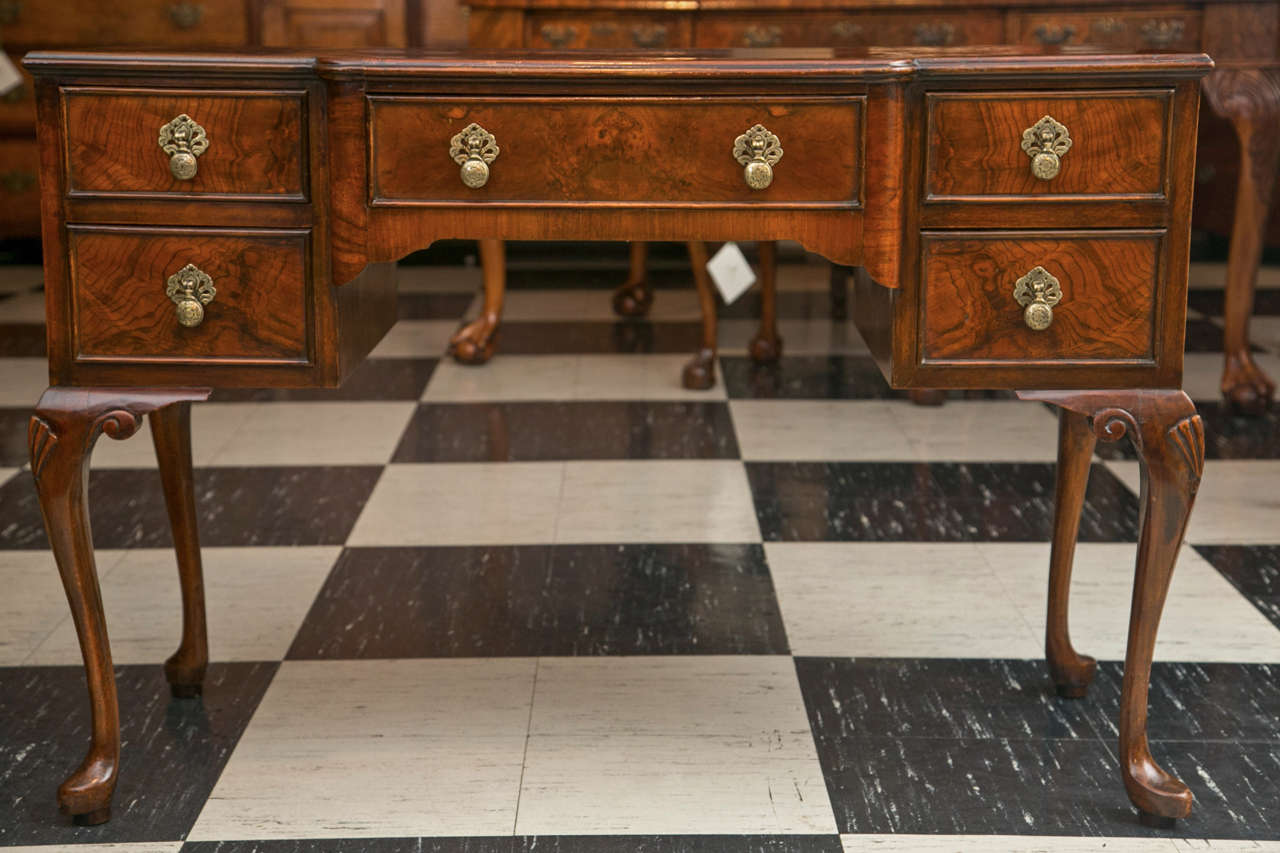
(1021, 115), (1072, 181)
(631, 24), (668, 48)
(1140, 19), (1185, 48)
(1014, 266), (1062, 330)
(450, 123), (499, 189)
(166, 263), (216, 328)
(1033, 23), (1077, 45)
(169, 1), (203, 29)
(158, 114), (209, 181)
(539, 24), (577, 48)
(743, 25), (782, 47)
(733, 124), (783, 190)
(914, 22), (956, 46)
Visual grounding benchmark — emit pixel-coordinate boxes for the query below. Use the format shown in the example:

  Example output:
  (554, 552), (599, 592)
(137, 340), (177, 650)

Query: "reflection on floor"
(1, 248), (1279, 851)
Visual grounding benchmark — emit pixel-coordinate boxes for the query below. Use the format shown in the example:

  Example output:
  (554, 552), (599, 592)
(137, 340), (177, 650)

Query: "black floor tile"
(288, 544), (788, 658)
(721, 355), (1014, 401)
(1182, 318), (1267, 353)
(1194, 545), (1280, 631)
(184, 842), (515, 853)
(213, 358), (436, 402)
(504, 267), (695, 291)
(794, 657), (1106, 743)
(720, 290), (835, 321)
(183, 838), (843, 853)
(0, 322), (45, 356)
(398, 292), (475, 320)
(0, 466), (382, 549)
(746, 462), (1139, 542)
(391, 401), (740, 462)
(1187, 287), (1280, 317)
(1093, 402), (1280, 460)
(493, 321), (703, 355)
(0, 407), (30, 466)
(0, 662), (276, 846)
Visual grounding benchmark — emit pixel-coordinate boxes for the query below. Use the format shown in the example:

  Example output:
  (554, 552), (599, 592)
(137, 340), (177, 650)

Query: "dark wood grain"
(369, 97), (862, 205)
(0, 0), (249, 48)
(63, 89), (307, 199)
(260, 0), (408, 47)
(1008, 7), (1202, 52)
(0, 138), (41, 236)
(527, 11), (693, 49)
(921, 232), (1162, 362)
(693, 10), (1004, 48)
(926, 91), (1171, 200)
(68, 226), (312, 364)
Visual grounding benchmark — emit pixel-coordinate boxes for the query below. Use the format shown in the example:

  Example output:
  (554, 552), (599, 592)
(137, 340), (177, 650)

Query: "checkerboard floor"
(2, 246), (1279, 852)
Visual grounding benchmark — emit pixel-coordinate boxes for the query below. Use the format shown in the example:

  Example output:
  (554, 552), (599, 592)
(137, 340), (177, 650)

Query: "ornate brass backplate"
(449, 123), (500, 189)
(165, 263), (216, 328)
(1013, 266), (1063, 331)
(158, 114), (209, 181)
(1021, 115), (1072, 181)
(733, 124), (784, 190)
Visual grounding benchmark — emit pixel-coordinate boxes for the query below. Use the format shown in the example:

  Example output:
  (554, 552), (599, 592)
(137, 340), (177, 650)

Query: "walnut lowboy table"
(23, 48), (1210, 828)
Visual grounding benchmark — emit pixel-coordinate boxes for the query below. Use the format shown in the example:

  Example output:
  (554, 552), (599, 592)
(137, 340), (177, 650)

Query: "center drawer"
(368, 97), (862, 206)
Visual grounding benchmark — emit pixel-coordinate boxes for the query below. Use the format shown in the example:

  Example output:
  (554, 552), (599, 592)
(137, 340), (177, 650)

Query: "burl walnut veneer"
(23, 47), (1209, 829)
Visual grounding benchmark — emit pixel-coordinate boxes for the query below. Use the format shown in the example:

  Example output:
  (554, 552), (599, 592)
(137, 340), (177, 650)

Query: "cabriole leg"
(451, 237), (505, 364)
(612, 241), (654, 318)
(682, 241), (717, 390)
(28, 387), (209, 825)
(749, 241), (783, 363)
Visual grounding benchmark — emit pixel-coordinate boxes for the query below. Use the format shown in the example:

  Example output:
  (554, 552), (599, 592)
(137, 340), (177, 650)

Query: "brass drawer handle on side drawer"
(450, 122), (499, 189)
(1014, 266), (1062, 330)
(1021, 115), (1072, 180)
(158, 114), (209, 180)
(733, 124), (783, 190)
(166, 263), (216, 328)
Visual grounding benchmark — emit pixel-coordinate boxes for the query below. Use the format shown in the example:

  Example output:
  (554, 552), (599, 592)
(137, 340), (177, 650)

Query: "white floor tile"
(898, 400), (1060, 462)
(0, 549), (130, 666)
(1248, 314), (1280, 354)
(347, 462), (564, 546)
(556, 460), (760, 543)
(0, 264), (42, 293)
(498, 288), (702, 322)
(209, 401), (418, 467)
(1106, 459), (1280, 546)
(89, 404), (242, 469)
(395, 264), (482, 293)
(841, 836), (1184, 852)
(0, 467), (17, 487)
(0, 358), (48, 407)
(424, 355), (725, 402)
(189, 658), (534, 840)
(517, 656), (836, 835)
(368, 321), (459, 358)
(25, 547), (341, 665)
(0, 291), (46, 323)
(731, 400), (911, 461)
(1181, 352), (1280, 402)
(1188, 262), (1280, 290)
(985, 542), (1280, 663)
(719, 318), (871, 356)
(2, 845), (183, 853)
(765, 542), (1041, 658)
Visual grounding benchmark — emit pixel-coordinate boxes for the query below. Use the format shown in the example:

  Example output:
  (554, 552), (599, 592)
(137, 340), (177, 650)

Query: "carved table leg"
(612, 242), (654, 318)
(1020, 390), (1204, 826)
(749, 241), (784, 363)
(829, 262), (849, 321)
(29, 387), (210, 825)
(150, 402), (208, 698)
(683, 241), (716, 390)
(1203, 69), (1280, 414)
(450, 237), (505, 364)
(1046, 408), (1099, 698)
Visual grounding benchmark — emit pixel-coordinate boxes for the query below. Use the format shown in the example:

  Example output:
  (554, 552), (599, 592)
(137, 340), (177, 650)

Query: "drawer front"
(921, 231), (1162, 365)
(69, 227), (311, 365)
(0, 53), (35, 132)
(1012, 7), (1201, 51)
(63, 89), (307, 199)
(694, 12), (1003, 48)
(528, 13), (691, 49)
(370, 98), (862, 206)
(1, 0), (249, 48)
(260, 0), (408, 48)
(926, 91), (1171, 201)
(0, 138), (41, 237)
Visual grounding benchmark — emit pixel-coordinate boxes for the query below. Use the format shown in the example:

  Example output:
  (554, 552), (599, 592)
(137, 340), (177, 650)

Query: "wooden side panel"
(693, 11), (1004, 48)
(63, 89), (308, 199)
(69, 226), (312, 365)
(260, 0), (408, 47)
(920, 231), (1162, 363)
(926, 90), (1172, 200)
(369, 97), (862, 206)
(525, 12), (692, 48)
(1, 0), (249, 48)
(467, 8), (525, 47)
(1007, 6), (1201, 52)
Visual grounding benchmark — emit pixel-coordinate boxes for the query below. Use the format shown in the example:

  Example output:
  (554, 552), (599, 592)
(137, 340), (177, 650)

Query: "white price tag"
(705, 241), (756, 306)
(0, 55), (20, 99)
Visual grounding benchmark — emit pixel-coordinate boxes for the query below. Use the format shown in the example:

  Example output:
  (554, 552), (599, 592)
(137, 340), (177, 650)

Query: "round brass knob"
(165, 263), (216, 328)
(449, 123), (499, 190)
(1030, 151), (1060, 181)
(1013, 266), (1062, 331)
(158, 114), (209, 181)
(1021, 115), (1071, 182)
(733, 124), (783, 192)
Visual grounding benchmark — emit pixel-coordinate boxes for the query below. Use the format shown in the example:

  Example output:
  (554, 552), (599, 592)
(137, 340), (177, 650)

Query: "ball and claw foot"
(170, 683), (202, 699)
(1051, 653), (1097, 700)
(612, 279), (653, 318)
(1222, 353), (1275, 415)
(450, 317), (498, 365)
(748, 333), (783, 364)
(682, 348), (716, 390)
